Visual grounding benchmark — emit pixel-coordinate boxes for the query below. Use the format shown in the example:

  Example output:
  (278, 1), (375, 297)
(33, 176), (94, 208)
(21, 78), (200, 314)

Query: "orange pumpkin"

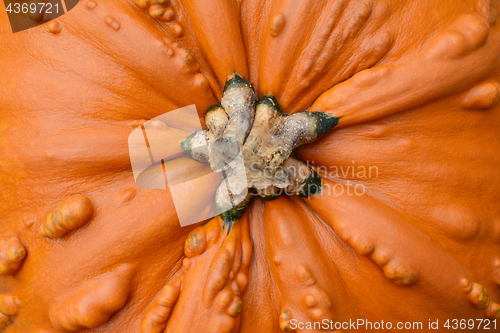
(1, 0), (500, 332)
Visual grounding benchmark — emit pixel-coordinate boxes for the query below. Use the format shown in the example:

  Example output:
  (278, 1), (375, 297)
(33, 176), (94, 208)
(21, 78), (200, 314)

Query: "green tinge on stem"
(298, 168), (323, 197)
(181, 131), (198, 158)
(305, 112), (340, 138)
(224, 74), (254, 92)
(218, 194), (253, 229)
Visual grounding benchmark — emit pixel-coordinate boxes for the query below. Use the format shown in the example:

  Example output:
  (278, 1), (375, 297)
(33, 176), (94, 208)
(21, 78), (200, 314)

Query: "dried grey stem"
(182, 75), (338, 224)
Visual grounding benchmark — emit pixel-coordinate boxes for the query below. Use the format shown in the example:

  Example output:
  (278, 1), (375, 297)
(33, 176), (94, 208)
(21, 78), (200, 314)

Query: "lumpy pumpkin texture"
(0, 0), (500, 332)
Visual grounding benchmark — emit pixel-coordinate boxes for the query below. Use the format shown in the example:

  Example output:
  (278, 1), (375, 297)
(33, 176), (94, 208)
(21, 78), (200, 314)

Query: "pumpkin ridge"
(312, 10), (500, 127)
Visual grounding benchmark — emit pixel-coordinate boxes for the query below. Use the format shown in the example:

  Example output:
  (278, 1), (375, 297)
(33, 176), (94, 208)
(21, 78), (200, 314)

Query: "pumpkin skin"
(1, 0), (500, 332)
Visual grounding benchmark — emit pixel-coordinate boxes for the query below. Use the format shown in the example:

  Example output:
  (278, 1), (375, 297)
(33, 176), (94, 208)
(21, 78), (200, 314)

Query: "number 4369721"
(444, 319), (497, 330)
(6, 2), (60, 14)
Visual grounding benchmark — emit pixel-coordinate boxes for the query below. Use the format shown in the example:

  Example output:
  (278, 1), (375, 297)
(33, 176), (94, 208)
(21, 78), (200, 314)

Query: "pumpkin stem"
(181, 76), (339, 225)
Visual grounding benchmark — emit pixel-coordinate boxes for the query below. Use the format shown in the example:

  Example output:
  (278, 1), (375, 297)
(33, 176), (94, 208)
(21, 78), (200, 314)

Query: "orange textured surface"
(1, 0), (500, 332)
